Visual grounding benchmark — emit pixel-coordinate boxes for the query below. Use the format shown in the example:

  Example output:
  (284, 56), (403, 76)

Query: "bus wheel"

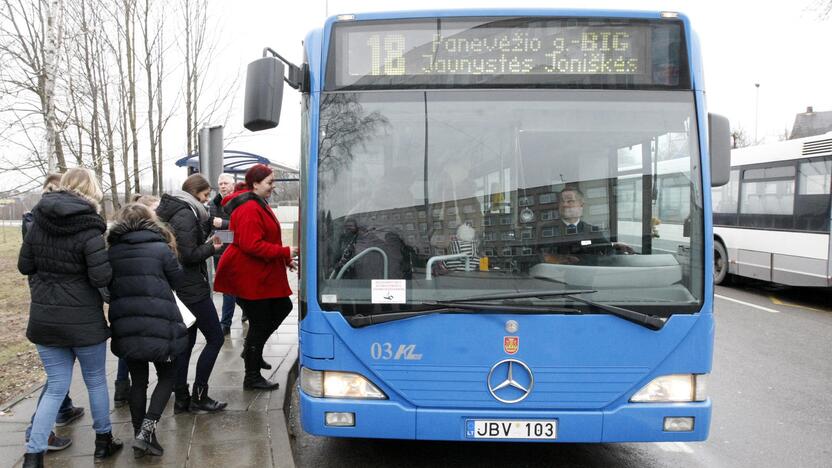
(714, 240), (731, 285)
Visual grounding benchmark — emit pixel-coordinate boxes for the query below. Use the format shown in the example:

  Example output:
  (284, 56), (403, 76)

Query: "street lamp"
(754, 83), (760, 145)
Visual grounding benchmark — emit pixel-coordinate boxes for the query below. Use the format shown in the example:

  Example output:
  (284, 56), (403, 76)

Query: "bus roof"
(326, 9), (689, 22)
(730, 132), (832, 167)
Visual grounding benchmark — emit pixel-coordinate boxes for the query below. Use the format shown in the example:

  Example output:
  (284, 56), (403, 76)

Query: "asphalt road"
(288, 279), (832, 468)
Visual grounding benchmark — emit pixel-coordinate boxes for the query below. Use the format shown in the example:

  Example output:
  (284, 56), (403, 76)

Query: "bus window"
(795, 158), (832, 232)
(712, 169), (740, 226)
(738, 164), (796, 229)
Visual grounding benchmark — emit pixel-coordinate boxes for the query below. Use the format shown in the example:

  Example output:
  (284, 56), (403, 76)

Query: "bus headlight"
(630, 374), (708, 403)
(300, 367), (387, 399)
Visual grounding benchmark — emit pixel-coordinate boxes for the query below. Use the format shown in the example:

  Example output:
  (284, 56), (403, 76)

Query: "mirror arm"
(262, 47), (307, 91)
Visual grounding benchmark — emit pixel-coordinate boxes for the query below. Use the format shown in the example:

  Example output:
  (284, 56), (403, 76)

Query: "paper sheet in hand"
(174, 293), (197, 328)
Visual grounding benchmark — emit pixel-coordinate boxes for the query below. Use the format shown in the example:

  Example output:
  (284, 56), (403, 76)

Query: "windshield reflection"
(317, 90), (704, 313)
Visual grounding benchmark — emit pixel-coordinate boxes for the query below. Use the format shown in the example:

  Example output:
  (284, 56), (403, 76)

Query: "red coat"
(214, 190), (293, 300)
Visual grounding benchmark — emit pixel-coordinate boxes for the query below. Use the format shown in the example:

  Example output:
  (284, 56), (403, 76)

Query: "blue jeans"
(219, 294), (236, 328)
(26, 342), (112, 454)
(25, 390), (73, 440)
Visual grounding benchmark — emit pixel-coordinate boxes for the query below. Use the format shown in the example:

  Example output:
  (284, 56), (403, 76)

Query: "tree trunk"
(44, 0), (66, 172)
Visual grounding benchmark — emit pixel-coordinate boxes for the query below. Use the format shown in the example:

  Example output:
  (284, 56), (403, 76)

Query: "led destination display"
(328, 18), (688, 89)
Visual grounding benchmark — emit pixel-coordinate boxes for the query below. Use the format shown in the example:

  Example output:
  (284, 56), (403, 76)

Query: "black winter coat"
(18, 191), (111, 347)
(155, 193), (214, 304)
(107, 220), (188, 362)
(209, 192), (230, 261)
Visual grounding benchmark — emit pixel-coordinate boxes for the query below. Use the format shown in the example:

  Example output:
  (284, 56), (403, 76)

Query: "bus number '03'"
(370, 342), (423, 360)
(366, 34), (406, 75)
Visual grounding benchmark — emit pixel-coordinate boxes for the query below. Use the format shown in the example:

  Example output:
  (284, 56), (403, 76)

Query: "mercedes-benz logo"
(487, 359), (534, 403)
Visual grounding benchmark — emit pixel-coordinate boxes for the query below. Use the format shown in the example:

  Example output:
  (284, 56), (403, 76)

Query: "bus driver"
(544, 186), (613, 264)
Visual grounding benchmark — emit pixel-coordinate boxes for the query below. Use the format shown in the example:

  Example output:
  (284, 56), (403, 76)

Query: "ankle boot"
(189, 383), (227, 412)
(243, 346), (280, 391)
(173, 384), (190, 414)
(240, 343), (272, 370)
(22, 452), (44, 468)
(133, 418), (163, 458)
(93, 431), (123, 460)
(113, 379), (131, 407)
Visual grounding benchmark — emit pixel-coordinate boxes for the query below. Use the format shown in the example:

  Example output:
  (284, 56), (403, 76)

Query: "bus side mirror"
(244, 57), (285, 131)
(708, 113), (731, 187)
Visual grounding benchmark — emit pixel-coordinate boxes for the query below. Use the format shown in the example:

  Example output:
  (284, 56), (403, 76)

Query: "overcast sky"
(197, 0), (831, 172)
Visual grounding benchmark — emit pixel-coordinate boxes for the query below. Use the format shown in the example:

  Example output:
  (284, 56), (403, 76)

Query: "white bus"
(711, 132), (832, 286)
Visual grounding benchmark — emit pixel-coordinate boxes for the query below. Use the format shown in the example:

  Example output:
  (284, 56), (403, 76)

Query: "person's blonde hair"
(60, 167), (103, 210)
(113, 203), (178, 257)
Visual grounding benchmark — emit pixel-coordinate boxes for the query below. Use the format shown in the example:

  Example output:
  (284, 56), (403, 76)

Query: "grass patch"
(0, 226), (43, 406)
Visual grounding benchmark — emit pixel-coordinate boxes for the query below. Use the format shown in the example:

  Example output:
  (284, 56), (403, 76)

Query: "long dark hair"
(181, 174), (211, 198)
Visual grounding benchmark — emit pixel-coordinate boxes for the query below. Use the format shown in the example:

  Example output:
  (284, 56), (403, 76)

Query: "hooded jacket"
(18, 190), (111, 347)
(107, 218), (189, 362)
(209, 192), (230, 260)
(214, 190), (293, 300)
(155, 193), (215, 304)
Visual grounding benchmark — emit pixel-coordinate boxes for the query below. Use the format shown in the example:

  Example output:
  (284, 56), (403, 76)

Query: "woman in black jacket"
(155, 174), (226, 413)
(18, 168), (122, 467)
(108, 203), (188, 458)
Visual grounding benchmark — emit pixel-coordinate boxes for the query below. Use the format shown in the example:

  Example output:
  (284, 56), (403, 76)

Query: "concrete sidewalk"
(0, 286), (299, 468)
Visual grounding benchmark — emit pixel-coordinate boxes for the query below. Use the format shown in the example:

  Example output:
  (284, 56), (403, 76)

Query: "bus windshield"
(317, 89), (704, 317)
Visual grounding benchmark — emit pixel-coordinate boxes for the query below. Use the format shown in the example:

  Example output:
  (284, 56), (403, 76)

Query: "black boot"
(173, 384), (190, 414)
(240, 344), (272, 370)
(189, 383), (227, 412)
(243, 346), (280, 391)
(114, 379), (130, 407)
(93, 431), (123, 460)
(22, 452), (44, 468)
(133, 418), (163, 458)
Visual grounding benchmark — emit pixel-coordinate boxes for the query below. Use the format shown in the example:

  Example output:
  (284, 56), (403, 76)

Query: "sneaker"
(55, 407), (84, 427)
(47, 432), (72, 451)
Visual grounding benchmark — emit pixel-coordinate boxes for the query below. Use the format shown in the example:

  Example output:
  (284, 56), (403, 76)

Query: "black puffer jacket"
(18, 191), (111, 347)
(155, 193), (214, 304)
(209, 192), (230, 261)
(107, 219), (188, 362)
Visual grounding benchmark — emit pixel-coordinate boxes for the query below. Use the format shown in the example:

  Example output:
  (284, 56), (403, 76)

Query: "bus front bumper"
(299, 390), (711, 442)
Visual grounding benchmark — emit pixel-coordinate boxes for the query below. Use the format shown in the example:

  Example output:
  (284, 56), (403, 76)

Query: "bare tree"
(809, 0), (832, 19)
(0, 0), (67, 173)
(731, 126), (751, 149)
(139, 0), (159, 194)
(44, 0), (64, 172)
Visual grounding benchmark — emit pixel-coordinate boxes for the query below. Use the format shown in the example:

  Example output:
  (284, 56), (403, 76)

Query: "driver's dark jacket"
(549, 220), (612, 255)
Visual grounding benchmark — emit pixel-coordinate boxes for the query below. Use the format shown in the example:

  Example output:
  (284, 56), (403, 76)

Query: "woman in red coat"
(214, 164), (298, 390)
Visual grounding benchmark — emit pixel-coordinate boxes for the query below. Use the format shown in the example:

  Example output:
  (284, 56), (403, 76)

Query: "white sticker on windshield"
(371, 280), (406, 304)
(321, 294), (337, 303)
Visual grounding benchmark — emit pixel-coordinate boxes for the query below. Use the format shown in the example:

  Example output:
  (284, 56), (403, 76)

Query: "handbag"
(174, 292), (197, 328)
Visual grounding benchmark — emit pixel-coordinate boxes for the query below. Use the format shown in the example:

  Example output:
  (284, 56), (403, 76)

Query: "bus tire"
(714, 240), (731, 285)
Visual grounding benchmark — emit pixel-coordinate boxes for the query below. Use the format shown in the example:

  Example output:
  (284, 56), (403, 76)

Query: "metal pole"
(754, 83), (760, 144)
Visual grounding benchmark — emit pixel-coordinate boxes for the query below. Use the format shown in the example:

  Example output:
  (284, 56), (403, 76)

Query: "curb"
(273, 345), (299, 468)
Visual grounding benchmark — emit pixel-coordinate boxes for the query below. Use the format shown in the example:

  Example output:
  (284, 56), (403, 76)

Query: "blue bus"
(244, 9), (731, 442)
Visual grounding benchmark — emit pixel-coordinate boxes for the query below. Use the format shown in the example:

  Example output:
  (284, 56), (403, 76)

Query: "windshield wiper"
(346, 289), (666, 329)
(442, 288), (666, 331)
(346, 303), (581, 327)
(556, 294), (666, 330)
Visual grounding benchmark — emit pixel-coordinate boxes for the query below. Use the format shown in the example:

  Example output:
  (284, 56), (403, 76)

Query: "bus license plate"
(465, 419), (557, 439)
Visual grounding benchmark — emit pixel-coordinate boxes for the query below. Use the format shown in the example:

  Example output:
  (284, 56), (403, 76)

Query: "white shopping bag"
(174, 293), (197, 328)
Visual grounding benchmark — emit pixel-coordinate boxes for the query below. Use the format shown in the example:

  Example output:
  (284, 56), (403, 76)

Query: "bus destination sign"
(329, 18), (687, 89)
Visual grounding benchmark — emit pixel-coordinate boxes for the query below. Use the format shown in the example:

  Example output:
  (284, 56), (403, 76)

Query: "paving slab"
(0, 280), (299, 468)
